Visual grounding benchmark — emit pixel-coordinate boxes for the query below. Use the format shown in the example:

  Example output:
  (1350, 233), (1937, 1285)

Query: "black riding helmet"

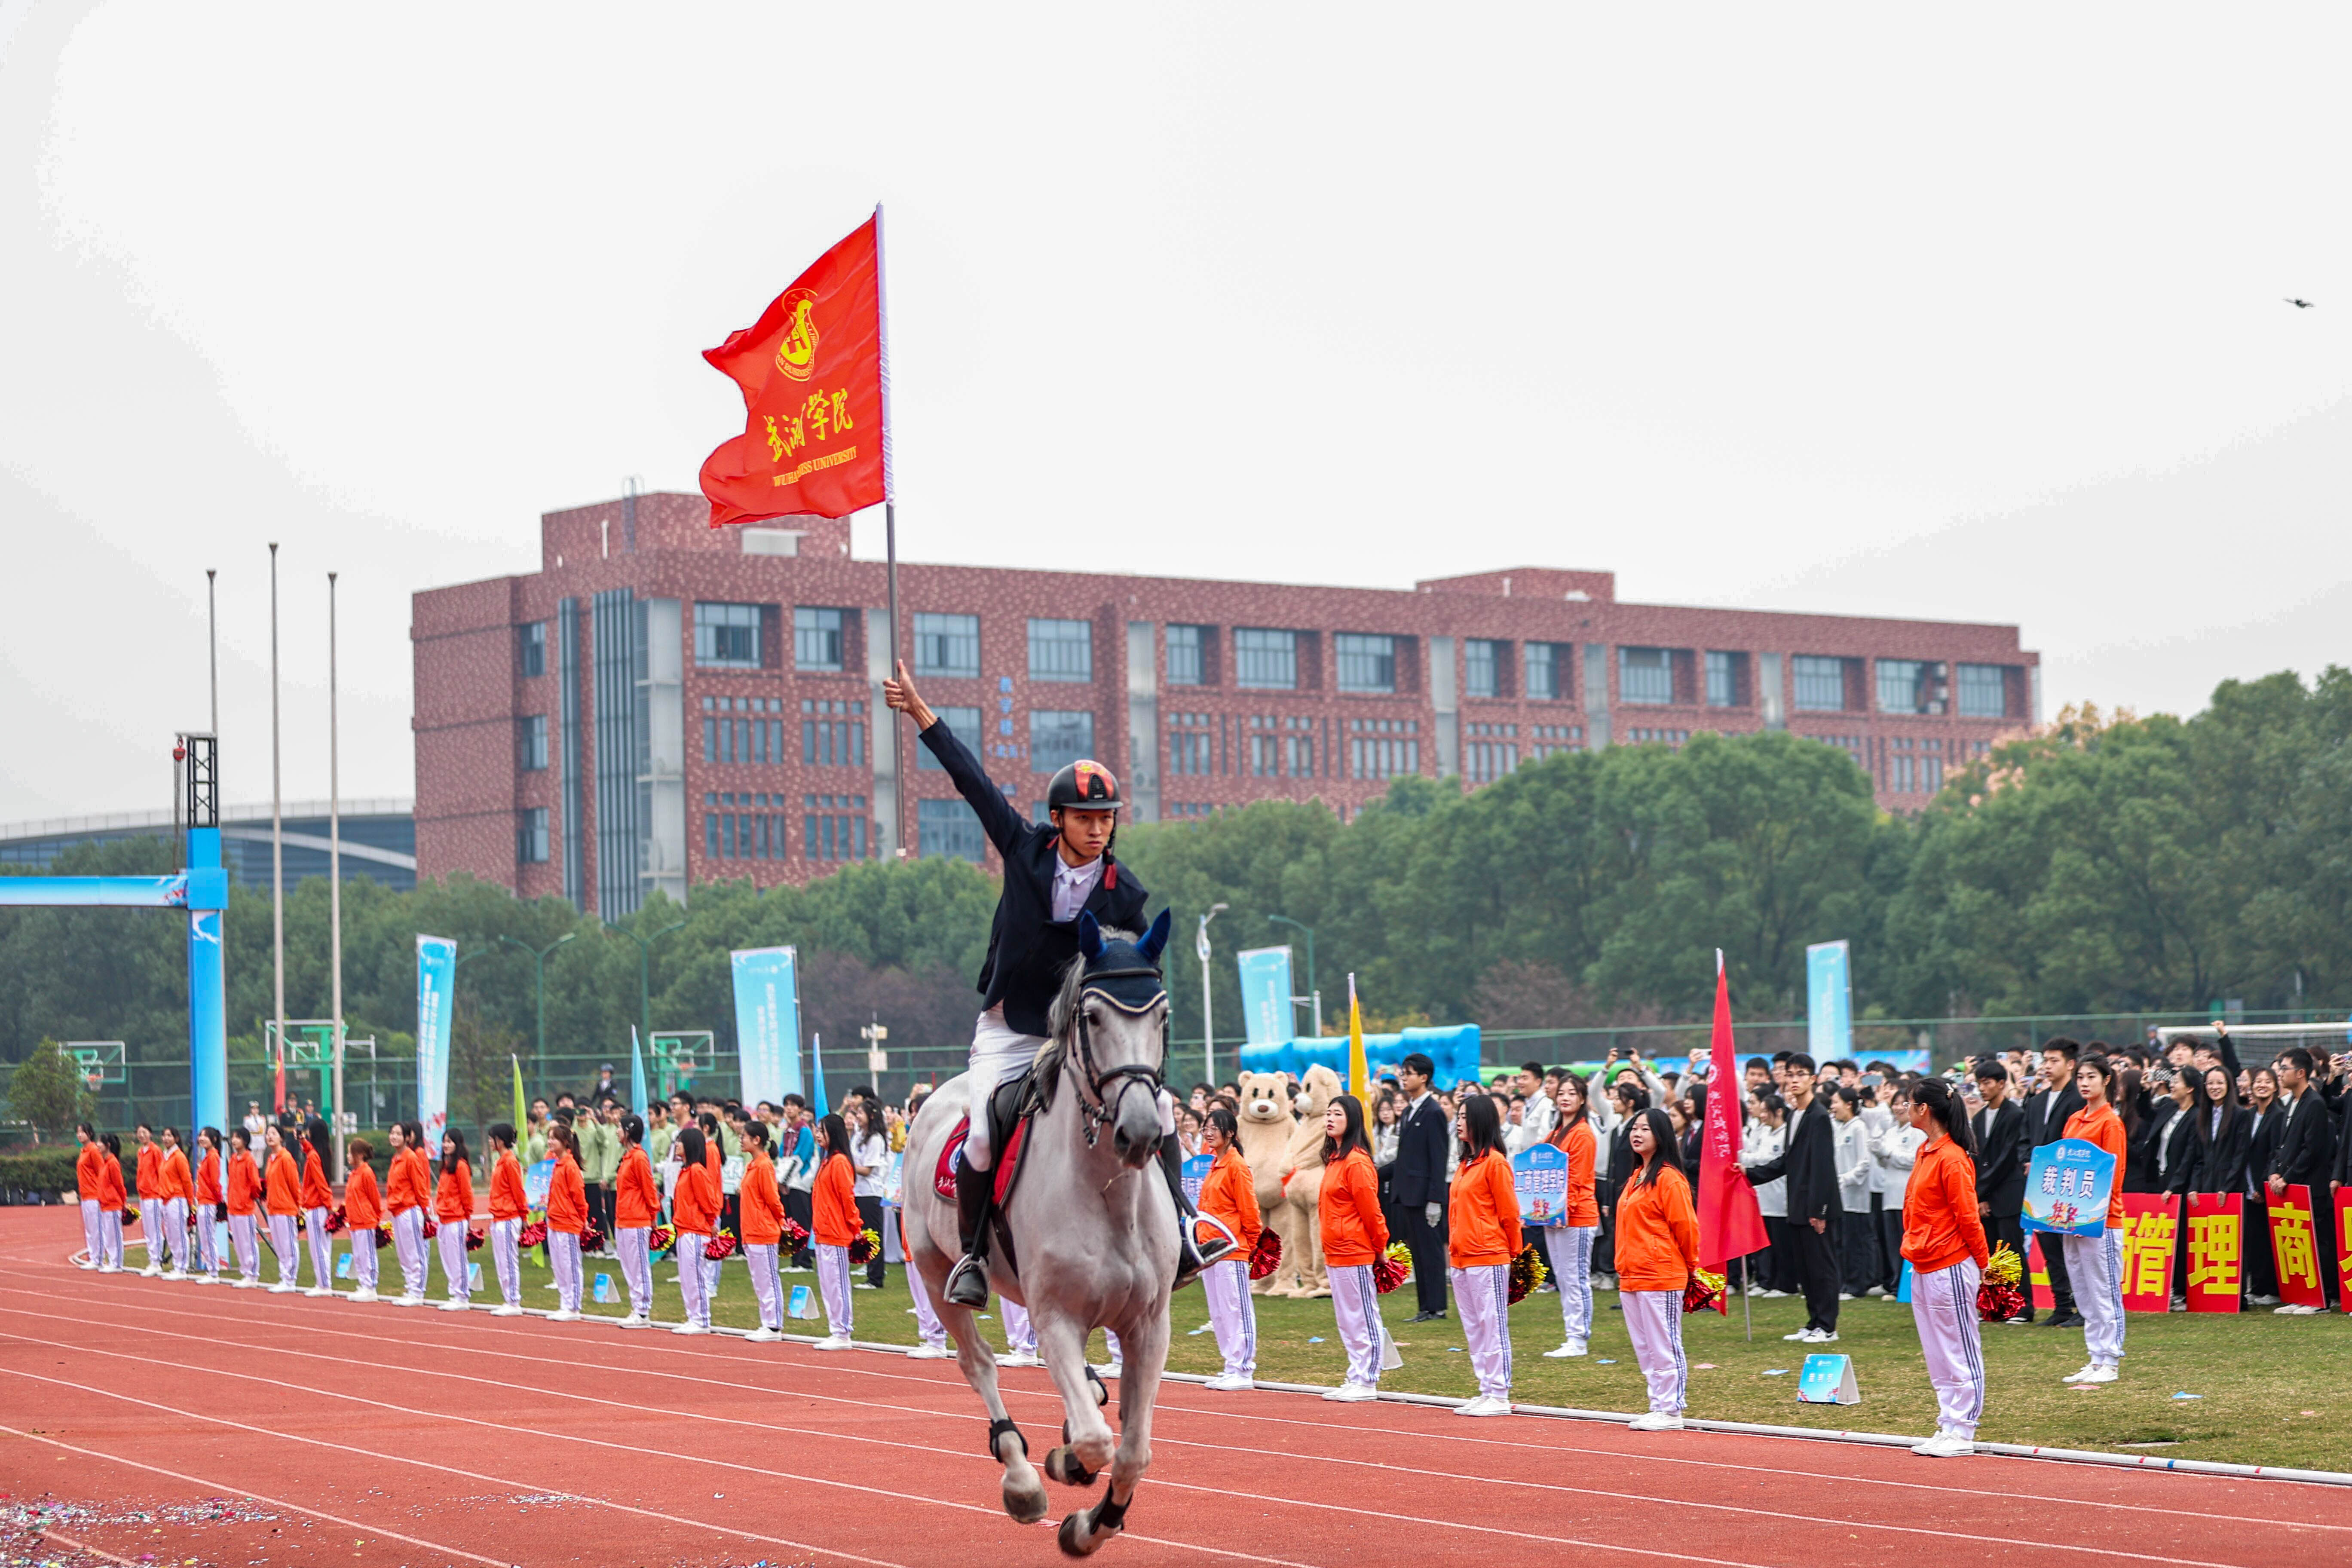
(1047, 758), (1122, 813)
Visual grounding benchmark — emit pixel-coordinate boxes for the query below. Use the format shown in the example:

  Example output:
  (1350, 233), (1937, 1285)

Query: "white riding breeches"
(961, 1009), (1048, 1173)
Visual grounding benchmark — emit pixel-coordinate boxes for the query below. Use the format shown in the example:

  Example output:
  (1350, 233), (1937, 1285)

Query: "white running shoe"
(1911, 1429), (1976, 1457)
(163, 1268), (187, 1281)
(141, 1263), (162, 1277)
(1544, 1338), (1588, 1359)
(546, 1308), (581, 1323)
(303, 1286), (331, 1298)
(813, 1335), (854, 1351)
(2061, 1363), (2098, 1383)
(746, 1326), (782, 1343)
(1781, 1329), (1812, 1341)
(1627, 1412), (1684, 1431)
(394, 1292), (424, 1307)
(98, 1263), (122, 1274)
(230, 1276), (257, 1288)
(2076, 1363), (2119, 1384)
(76, 1259), (97, 1271)
(438, 1299), (471, 1312)
(1453, 1395), (1512, 1417)
(1802, 1328), (1839, 1344)
(268, 1282), (298, 1294)
(996, 1351), (1044, 1368)
(195, 1273), (221, 1285)
(2275, 1303), (2322, 1316)
(616, 1314), (652, 1330)
(1321, 1382), (1377, 1403)
(908, 1342), (955, 1360)
(350, 1288), (379, 1303)
(672, 1322), (710, 1336)
(1202, 1372), (1255, 1392)
(1761, 1289), (1789, 1298)
(490, 1303), (524, 1317)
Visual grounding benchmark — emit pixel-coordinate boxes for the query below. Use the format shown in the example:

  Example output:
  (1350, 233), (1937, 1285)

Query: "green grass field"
(363, 1241), (2352, 1472)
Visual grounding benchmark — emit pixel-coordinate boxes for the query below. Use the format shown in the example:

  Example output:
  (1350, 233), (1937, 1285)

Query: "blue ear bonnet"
(1076, 909), (1172, 1013)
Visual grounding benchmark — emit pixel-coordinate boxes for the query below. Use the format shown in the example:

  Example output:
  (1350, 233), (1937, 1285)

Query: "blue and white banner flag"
(731, 946), (803, 1106)
(416, 935), (457, 1140)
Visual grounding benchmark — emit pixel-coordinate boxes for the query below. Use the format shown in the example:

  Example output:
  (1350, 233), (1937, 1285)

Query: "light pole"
(1266, 913), (1321, 1038)
(500, 932), (577, 1090)
(604, 917), (685, 1046)
(328, 570), (345, 1176)
(1196, 902), (1228, 1086)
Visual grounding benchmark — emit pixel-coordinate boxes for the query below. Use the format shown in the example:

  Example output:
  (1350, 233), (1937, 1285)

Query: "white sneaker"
(1627, 1412), (1684, 1431)
(2077, 1363), (2119, 1384)
(141, 1264), (162, 1277)
(996, 1351), (1044, 1368)
(438, 1299), (471, 1312)
(616, 1314), (652, 1330)
(2248, 1292), (2281, 1307)
(1202, 1372), (1255, 1392)
(813, 1335), (854, 1351)
(908, 1342), (955, 1360)
(1321, 1382), (1377, 1403)
(2275, 1303), (2322, 1316)
(303, 1286), (331, 1298)
(545, 1307), (580, 1323)
(2061, 1363), (2098, 1383)
(268, 1282), (298, 1294)
(1544, 1339), (1588, 1359)
(746, 1326), (782, 1343)
(1761, 1289), (1789, 1298)
(230, 1276), (257, 1289)
(491, 1304), (524, 1317)
(76, 1259), (96, 1271)
(395, 1292), (424, 1307)
(196, 1273), (221, 1285)
(1911, 1430), (1975, 1457)
(1864, 1285), (1887, 1298)
(1781, 1329), (1812, 1341)
(1837, 1292), (1855, 1301)
(852, 1281), (876, 1290)
(672, 1322), (710, 1336)
(164, 1269), (187, 1281)
(1453, 1395), (1512, 1417)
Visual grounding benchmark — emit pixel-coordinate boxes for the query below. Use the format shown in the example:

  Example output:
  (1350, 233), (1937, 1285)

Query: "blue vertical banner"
(1235, 946), (1295, 1047)
(1806, 940), (1853, 1063)
(415, 935), (457, 1141)
(731, 946), (802, 1106)
(628, 1026), (650, 1121)
(184, 826), (230, 1134)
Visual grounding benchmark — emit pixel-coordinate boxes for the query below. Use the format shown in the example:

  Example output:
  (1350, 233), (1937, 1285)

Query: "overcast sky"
(3, 3), (2346, 822)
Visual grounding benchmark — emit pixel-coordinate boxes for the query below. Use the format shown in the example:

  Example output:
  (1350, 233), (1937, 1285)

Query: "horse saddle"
(934, 1063), (1058, 1208)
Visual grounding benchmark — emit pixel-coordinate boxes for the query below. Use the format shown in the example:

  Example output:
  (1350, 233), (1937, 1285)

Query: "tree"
(9, 1038), (94, 1137)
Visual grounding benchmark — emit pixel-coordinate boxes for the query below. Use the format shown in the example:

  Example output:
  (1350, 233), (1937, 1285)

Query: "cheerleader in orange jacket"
(1318, 1096), (1390, 1402)
(75, 1124), (107, 1271)
(669, 1127), (719, 1335)
(385, 1121), (431, 1305)
(95, 1133), (128, 1272)
(133, 1123), (163, 1276)
(1542, 1073), (1602, 1358)
(192, 1128), (225, 1283)
(1449, 1097), (1524, 1417)
(739, 1122), (788, 1342)
(2061, 1056), (2129, 1385)
(613, 1115), (658, 1328)
(1615, 1107), (1701, 1431)
(434, 1130), (476, 1311)
(485, 1124), (528, 1316)
(1901, 1078), (1991, 1458)
(811, 1113), (860, 1350)
(224, 1128), (262, 1286)
(543, 1124), (588, 1322)
(343, 1137), (383, 1302)
(157, 1127), (196, 1280)
(1197, 1106), (1264, 1390)
(299, 1121), (336, 1297)
(261, 1124), (303, 1292)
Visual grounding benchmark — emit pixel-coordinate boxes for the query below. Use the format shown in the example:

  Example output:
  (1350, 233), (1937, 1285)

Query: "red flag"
(1697, 953), (1769, 1268)
(699, 212), (888, 527)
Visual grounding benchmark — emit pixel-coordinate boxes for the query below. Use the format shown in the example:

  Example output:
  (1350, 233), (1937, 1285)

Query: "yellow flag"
(1348, 972), (1370, 1112)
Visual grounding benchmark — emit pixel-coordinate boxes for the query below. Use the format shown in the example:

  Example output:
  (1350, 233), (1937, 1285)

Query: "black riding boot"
(945, 1154), (994, 1308)
(1162, 1133), (1231, 1287)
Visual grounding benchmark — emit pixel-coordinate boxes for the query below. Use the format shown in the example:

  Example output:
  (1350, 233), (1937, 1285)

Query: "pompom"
(1983, 1242), (2023, 1289)
(648, 1224), (676, 1257)
(422, 1218), (439, 1240)
(374, 1225), (393, 1250)
(121, 1208), (140, 1226)
(781, 1217), (810, 1253)
(325, 1205), (346, 1236)
(847, 1227), (882, 1267)
(1682, 1268), (1727, 1315)
(704, 1228), (738, 1262)
(1372, 1240), (1413, 1295)
(518, 1221), (548, 1249)
(1508, 1243), (1550, 1307)
(1247, 1229), (1282, 1282)
(580, 1219), (606, 1255)
(465, 1226), (486, 1252)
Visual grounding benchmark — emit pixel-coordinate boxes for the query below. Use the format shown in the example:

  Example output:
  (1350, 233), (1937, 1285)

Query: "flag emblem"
(772, 290), (820, 380)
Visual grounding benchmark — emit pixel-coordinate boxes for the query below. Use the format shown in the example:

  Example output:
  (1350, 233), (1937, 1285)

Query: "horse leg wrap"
(987, 1417), (1027, 1460)
(1091, 1492), (1131, 1534)
(1084, 1366), (1109, 1409)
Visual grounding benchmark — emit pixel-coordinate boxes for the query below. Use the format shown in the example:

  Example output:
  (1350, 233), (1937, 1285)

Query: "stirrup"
(1175, 1213), (1239, 1290)
(945, 1251), (991, 1307)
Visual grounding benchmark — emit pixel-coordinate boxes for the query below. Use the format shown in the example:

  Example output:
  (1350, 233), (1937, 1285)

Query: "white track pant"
(1001, 1298), (1036, 1354)
(616, 1226), (652, 1316)
(490, 1218), (522, 1306)
(438, 1220), (471, 1301)
(1543, 1225), (1597, 1342)
(2061, 1227), (2126, 1366)
(816, 1243), (854, 1338)
(268, 1214), (299, 1284)
(905, 1252), (946, 1348)
(349, 1231), (379, 1293)
(1329, 1263), (1384, 1389)
(304, 1207), (332, 1288)
(960, 1009), (1047, 1172)
(230, 1213), (259, 1281)
(162, 1198), (188, 1270)
(100, 1209), (125, 1269)
(140, 1199), (162, 1265)
(1910, 1258), (1985, 1435)
(391, 1210), (426, 1295)
(1450, 1262), (1513, 1402)
(195, 1206), (219, 1276)
(1623, 1289), (1688, 1414)
(80, 1198), (101, 1264)
(1204, 1258), (1257, 1377)
(676, 1233), (712, 1326)
(550, 1231), (582, 1311)
(746, 1242), (782, 1329)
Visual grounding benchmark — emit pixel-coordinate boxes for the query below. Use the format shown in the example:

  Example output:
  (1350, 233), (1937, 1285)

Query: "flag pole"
(874, 202), (907, 860)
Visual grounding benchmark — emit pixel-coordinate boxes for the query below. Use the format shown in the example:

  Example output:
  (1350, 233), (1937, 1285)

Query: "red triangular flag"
(1697, 953), (1769, 1275)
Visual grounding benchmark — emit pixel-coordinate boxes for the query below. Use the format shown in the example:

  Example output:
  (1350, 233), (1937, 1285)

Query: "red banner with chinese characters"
(2268, 1184), (2326, 1308)
(2336, 1189), (2352, 1314)
(2184, 1192), (2243, 1313)
(2027, 1234), (2054, 1311)
(699, 213), (887, 527)
(2118, 1194), (2180, 1313)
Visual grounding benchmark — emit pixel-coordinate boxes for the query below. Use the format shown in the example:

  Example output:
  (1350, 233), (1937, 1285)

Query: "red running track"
(5, 1207), (2351, 1568)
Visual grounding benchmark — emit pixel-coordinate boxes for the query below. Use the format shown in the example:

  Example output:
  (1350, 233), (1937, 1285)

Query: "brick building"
(412, 491), (2039, 916)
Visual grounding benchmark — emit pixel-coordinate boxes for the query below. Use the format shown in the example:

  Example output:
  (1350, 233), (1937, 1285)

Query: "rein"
(1064, 964), (1169, 1149)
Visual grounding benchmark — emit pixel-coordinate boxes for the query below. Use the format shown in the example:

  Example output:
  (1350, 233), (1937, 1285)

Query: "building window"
(1166, 711), (1213, 776)
(802, 698), (867, 767)
(1335, 633), (1397, 694)
(518, 714), (548, 772)
(1287, 718), (1315, 779)
(916, 705), (983, 770)
(803, 793), (870, 862)
(918, 797), (986, 863)
(1347, 717), (1421, 780)
(693, 602), (762, 668)
(701, 695), (785, 764)
(1887, 737), (1947, 796)
(1626, 727), (1691, 746)
(1234, 628), (1298, 690)
(1619, 647), (1673, 705)
(1877, 658), (1930, 714)
(516, 807), (549, 864)
(1529, 722), (1584, 759)
(1465, 727), (1518, 782)
(1463, 639), (1504, 700)
(913, 612), (980, 679)
(1166, 624), (1209, 686)
(1957, 663), (2011, 718)
(1525, 642), (1568, 701)
(1705, 650), (1746, 708)
(794, 607), (845, 671)
(1027, 618), (1093, 683)
(703, 790), (792, 861)
(1029, 710), (1095, 773)
(517, 622), (546, 679)
(1792, 655), (1851, 712)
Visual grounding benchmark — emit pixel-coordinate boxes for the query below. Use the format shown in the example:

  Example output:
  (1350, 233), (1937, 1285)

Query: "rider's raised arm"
(914, 710), (1033, 859)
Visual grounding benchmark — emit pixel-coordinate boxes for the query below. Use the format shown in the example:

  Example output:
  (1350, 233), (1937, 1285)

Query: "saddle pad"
(933, 1115), (1029, 1208)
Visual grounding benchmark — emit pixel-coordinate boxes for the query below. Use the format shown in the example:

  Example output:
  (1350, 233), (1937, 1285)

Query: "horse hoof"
(1044, 1445), (1099, 1488)
(1057, 1510), (1117, 1557)
(1003, 1478), (1050, 1525)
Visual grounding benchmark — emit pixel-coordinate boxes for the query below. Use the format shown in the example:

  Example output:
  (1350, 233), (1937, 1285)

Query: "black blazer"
(1393, 1095), (1451, 1208)
(2183, 1105), (2250, 1196)
(2123, 1102), (2168, 1194)
(921, 719), (1149, 1037)
(2244, 1106), (2282, 1199)
(2269, 1090), (2338, 1191)
(2156, 1106), (2202, 1195)
(1746, 1097), (1838, 1222)
(1972, 1100), (2028, 1214)
(2026, 1084), (2084, 1150)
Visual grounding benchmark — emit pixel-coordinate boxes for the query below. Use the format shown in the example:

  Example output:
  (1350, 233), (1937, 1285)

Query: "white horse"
(903, 910), (1179, 1557)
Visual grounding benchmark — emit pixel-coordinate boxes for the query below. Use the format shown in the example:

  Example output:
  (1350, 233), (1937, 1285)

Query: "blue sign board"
(1182, 1153), (1213, 1207)
(2021, 1137), (2116, 1238)
(1807, 940), (1852, 1064)
(416, 935), (457, 1141)
(731, 946), (803, 1106)
(1235, 946), (1295, 1047)
(1513, 1144), (1569, 1226)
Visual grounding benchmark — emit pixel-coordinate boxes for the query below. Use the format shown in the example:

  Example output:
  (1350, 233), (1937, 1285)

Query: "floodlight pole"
(328, 570), (345, 1177)
(500, 932), (578, 1086)
(1197, 903), (1228, 1086)
(269, 542), (285, 1116)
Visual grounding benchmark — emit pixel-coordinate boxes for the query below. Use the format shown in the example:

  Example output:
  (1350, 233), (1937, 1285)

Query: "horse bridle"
(1066, 964), (1170, 1149)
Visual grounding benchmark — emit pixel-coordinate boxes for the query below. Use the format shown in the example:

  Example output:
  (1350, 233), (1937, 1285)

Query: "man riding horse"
(883, 660), (1228, 1307)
